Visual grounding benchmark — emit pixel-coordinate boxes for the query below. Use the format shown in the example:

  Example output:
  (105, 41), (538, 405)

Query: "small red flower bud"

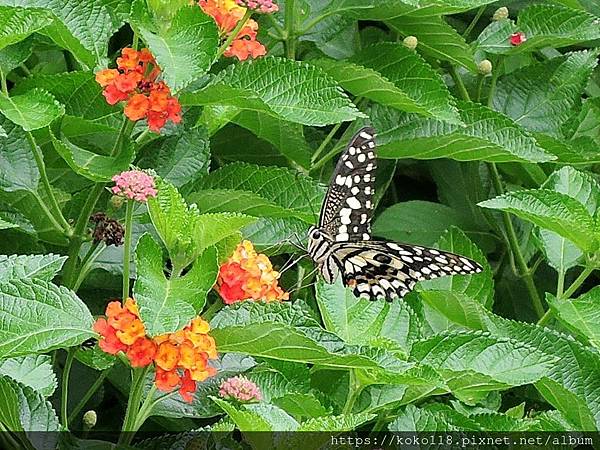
(510, 32), (526, 46)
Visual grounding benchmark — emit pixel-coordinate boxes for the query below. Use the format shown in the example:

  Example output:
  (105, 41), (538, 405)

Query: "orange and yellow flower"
(93, 298), (218, 402)
(199, 0), (269, 61)
(217, 240), (289, 304)
(95, 47), (181, 133)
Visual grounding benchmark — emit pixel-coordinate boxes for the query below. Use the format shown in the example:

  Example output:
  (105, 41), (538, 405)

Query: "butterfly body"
(307, 127), (483, 301)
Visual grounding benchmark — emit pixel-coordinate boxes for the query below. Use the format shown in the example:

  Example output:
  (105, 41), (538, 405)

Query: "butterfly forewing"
(319, 127), (377, 242)
(331, 241), (483, 300)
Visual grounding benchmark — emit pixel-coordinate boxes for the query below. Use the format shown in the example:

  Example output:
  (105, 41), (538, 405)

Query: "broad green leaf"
(534, 133), (600, 165)
(51, 133), (134, 182)
(389, 404), (481, 431)
(138, 126), (211, 188)
(134, 233), (218, 336)
(412, 331), (556, 400)
(0, 355), (56, 397)
(548, 287), (600, 348)
(12, 71), (116, 122)
(194, 213), (256, 255)
(0, 89), (64, 131)
(181, 57), (365, 126)
(387, 14), (477, 71)
(372, 200), (482, 246)
(0, 278), (94, 358)
(479, 189), (597, 252)
(0, 36), (32, 73)
(352, 43), (460, 123)
(272, 393), (329, 420)
(420, 228), (494, 308)
(315, 278), (421, 353)
(0, 253), (66, 282)
(233, 112), (313, 169)
(419, 291), (491, 332)
(537, 166), (599, 273)
(372, 102), (554, 163)
(241, 216), (309, 254)
(492, 51), (599, 136)
(296, 413), (375, 433)
(0, 6), (53, 50)
(196, 162), (324, 222)
(0, 217), (16, 229)
(1, 0), (115, 67)
(475, 4), (600, 55)
(0, 375), (21, 430)
(136, 6), (219, 91)
(211, 301), (409, 372)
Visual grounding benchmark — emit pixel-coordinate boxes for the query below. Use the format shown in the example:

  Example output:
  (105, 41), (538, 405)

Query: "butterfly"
(307, 126), (483, 301)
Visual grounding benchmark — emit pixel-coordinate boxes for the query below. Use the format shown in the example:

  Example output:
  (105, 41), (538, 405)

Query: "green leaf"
(0, 89), (64, 131)
(492, 51), (599, 136)
(51, 133), (134, 182)
(534, 133), (600, 165)
(0, 36), (32, 73)
(180, 57), (365, 126)
(0, 376), (21, 430)
(0, 355), (56, 397)
(0, 118), (39, 193)
(475, 4), (600, 55)
(372, 102), (555, 163)
(135, 6), (218, 91)
(419, 291), (491, 332)
(2, 0), (116, 68)
(134, 233), (218, 336)
(389, 404), (481, 431)
(412, 330), (556, 400)
(478, 189), (598, 252)
(387, 14), (477, 72)
(233, 112), (313, 169)
(212, 397), (297, 433)
(372, 200), (482, 246)
(548, 287), (600, 348)
(12, 72), (116, 122)
(211, 301), (409, 372)
(420, 228), (494, 308)
(0, 278), (94, 358)
(194, 213), (256, 255)
(296, 412), (375, 432)
(0, 5), (54, 50)
(537, 167), (599, 273)
(0, 253), (66, 282)
(315, 278), (421, 354)
(6, 377), (59, 439)
(138, 126), (211, 188)
(195, 162), (324, 223)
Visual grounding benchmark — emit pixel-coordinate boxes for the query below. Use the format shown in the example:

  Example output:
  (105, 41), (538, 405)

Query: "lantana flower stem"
(122, 200), (135, 299)
(284, 0), (296, 58)
(119, 365), (151, 445)
(216, 9), (253, 59)
(68, 370), (109, 426)
(60, 348), (76, 429)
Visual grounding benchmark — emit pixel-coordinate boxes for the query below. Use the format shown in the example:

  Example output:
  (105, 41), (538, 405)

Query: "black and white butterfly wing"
(331, 240), (483, 300)
(319, 127), (377, 242)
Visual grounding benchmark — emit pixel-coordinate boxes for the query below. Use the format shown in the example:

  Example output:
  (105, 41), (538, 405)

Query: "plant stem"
(342, 370), (362, 415)
(118, 366), (150, 446)
(556, 270), (565, 298)
(449, 65), (470, 101)
(475, 75), (485, 103)
(216, 9), (252, 59)
(132, 384), (158, 430)
(68, 370), (109, 426)
(488, 163), (545, 319)
(486, 58), (502, 108)
(203, 298), (224, 321)
(0, 68), (8, 95)
(538, 267), (594, 326)
(20, 63), (31, 77)
(310, 122), (342, 165)
(462, 5), (486, 38)
(284, 0), (296, 59)
(122, 200), (134, 300)
(27, 132), (71, 233)
(73, 241), (105, 292)
(61, 348), (76, 430)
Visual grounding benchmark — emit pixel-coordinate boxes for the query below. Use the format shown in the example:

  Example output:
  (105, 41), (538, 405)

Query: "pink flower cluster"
(235, 0), (279, 13)
(111, 170), (158, 203)
(218, 375), (262, 402)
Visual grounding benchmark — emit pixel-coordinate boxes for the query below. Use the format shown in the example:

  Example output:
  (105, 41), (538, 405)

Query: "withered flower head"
(90, 212), (125, 246)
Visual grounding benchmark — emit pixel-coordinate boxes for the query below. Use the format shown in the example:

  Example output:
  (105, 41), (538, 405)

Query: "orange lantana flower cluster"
(199, 0), (270, 61)
(93, 298), (218, 402)
(217, 240), (289, 304)
(95, 48), (182, 133)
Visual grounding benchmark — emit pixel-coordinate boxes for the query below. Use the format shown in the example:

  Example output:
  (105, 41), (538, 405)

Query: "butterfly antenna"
(279, 253), (309, 275)
(295, 171), (319, 225)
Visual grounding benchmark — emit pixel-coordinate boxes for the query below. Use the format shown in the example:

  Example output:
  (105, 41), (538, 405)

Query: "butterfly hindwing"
(331, 241), (483, 300)
(319, 127), (377, 242)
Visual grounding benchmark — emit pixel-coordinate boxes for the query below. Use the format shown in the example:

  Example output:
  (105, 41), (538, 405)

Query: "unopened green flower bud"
(403, 36), (418, 50)
(493, 7), (509, 21)
(83, 410), (97, 429)
(478, 59), (493, 75)
(110, 195), (125, 210)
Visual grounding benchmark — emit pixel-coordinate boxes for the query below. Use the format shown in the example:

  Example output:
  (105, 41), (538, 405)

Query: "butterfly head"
(307, 225), (333, 263)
